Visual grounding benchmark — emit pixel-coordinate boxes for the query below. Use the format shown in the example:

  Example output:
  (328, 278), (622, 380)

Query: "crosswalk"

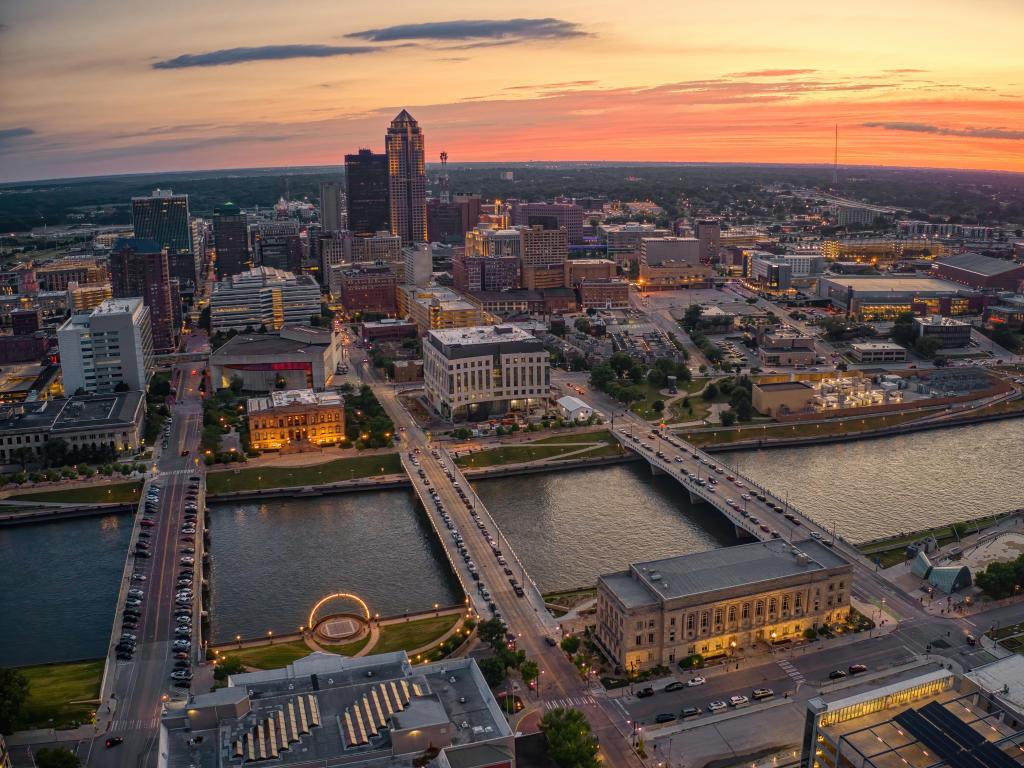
(544, 695), (596, 710)
(111, 716), (160, 731)
(777, 659), (805, 684)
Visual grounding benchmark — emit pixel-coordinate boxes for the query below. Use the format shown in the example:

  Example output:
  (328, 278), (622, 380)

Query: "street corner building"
(422, 324), (550, 422)
(594, 538), (853, 673)
(246, 388), (345, 452)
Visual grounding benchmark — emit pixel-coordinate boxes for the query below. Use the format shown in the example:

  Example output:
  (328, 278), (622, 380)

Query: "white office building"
(423, 325), (550, 421)
(209, 266), (322, 333)
(404, 243), (432, 288)
(57, 298), (154, 394)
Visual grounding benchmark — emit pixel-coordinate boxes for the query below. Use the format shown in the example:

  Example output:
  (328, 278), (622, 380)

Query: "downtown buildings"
(345, 149), (390, 236)
(209, 266), (321, 333)
(213, 202), (251, 278)
(385, 110), (428, 245)
(130, 188), (196, 285)
(108, 237), (180, 354)
(57, 297), (154, 394)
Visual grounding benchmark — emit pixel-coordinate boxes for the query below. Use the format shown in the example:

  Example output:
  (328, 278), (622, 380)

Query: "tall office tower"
(319, 181), (346, 231)
(696, 219), (721, 264)
(254, 220), (303, 273)
(108, 238), (179, 354)
(404, 243), (432, 288)
(57, 298), (154, 394)
(385, 110), (428, 245)
(512, 202), (584, 244)
(318, 229), (354, 286)
(212, 202), (250, 278)
(131, 188), (195, 285)
(344, 149), (390, 236)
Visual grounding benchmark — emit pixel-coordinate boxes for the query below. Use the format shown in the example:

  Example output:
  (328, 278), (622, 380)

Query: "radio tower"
(832, 124), (839, 188)
(439, 151), (450, 204)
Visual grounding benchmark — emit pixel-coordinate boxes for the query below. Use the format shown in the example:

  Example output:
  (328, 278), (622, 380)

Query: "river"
(5, 418), (1023, 665)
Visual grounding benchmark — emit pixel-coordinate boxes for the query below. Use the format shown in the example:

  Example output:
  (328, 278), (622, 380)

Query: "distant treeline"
(0, 162), (1021, 234)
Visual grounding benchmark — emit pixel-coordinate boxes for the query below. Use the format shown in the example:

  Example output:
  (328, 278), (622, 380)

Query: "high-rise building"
(318, 181), (346, 232)
(344, 149), (389, 236)
(131, 188), (195, 284)
(512, 202), (584, 244)
(385, 110), (428, 245)
(351, 230), (402, 263)
(254, 220), (303, 273)
(696, 219), (721, 264)
(338, 265), (397, 314)
(212, 202), (250, 278)
(427, 200), (464, 244)
(404, 243), (432, 288)
(209, 267), (322, 333)
(318, 229), (354, 287)
(57, 298), (154, 394)
(108, 238), (179, 354)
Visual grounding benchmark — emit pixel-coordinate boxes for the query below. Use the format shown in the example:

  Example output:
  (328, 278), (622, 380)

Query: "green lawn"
(627, 381), (674, 421)
(321, 636), (371, 657)
(15, 659), (103, 730)
(680, 410), (926, 446)
(228, 640), (312, 670)
(530, 429), (616, 445)
(6, 482), (142, 504)
(373, 614), (460, 656)
(456, 439), (622, 468)
(206, 453), (402, 494)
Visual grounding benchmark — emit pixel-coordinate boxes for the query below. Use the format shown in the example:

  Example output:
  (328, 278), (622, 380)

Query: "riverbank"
(681, 398), (1024, 453)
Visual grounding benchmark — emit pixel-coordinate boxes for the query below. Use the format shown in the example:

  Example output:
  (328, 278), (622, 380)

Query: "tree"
(628, 365), (645, 384)
(914, 335), (942, 359)
(682, 303), (704, 329)
(114, 380), (130, 392)
(720, 410), (737, 427)
(652, 400), (665, 414)
(735, 397), (753, 421)
(703, 382), (719, 400)
(588, 364), (615, 390)
(521, 660), (539, 687)
(574, 317), (591, 334)
(214, 655), (245, 680)
(560, 636), (580, 654)
(42, 438), (69, 468)
(0, 667), (29, 733)
(11, 446), (35, 470)
(35, 748), (80, 768)
(540, 708), (600, 768)
(477, 618), (506, 649)
(891, 313), (917, 346)
(478, 656), (507, 688)
(608, 352), (633, 378)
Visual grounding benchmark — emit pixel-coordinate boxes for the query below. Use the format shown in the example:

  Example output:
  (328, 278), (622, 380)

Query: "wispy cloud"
(504, 80), (598, 91)
(864, 121), (1024, 140)
(152, 44), (378, 69)
(0, 127), (34, 143)
(346, 18), (590, 45)
(730, 68), (817, 77)
(883, 68), (928, 73)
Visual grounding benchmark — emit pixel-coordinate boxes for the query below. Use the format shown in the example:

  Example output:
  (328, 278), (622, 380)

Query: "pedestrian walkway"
(544, 695), (597, 710)
(777, 659), (805, 686)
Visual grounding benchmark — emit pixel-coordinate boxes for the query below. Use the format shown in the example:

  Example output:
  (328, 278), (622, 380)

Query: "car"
(174, 660), (190, 669)
(544, 636), (558, 647)
(116, 652), (133, 660)
(680, 706), (701, 719)
(707, 700), (727, 713)
(752, 688), (774, 700)
(729, 695), (750, 707)
(140, 519), (156, 527)
(848, 664), (868, 674)
(829, 670), (847, 680)
(174, 651), (190, 660)
(663, 681), (686, 692)
(655, 713), (677, 723)
(688, 676), (706, 687)
(636, 687), (655, 698)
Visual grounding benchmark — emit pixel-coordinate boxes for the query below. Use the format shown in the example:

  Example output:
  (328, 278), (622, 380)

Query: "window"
(635, 635), (642, 646)
(728, 606), (736, 623)
(795, 593), (802, 610)
(648, 632), (654, 643)
(714, 608), (723, 626)
(742, 603), (750, 620)
(686, 614), (695, 631)
(700, 611), (709, 629)
(782, 595), (790, 612)
(769, 598), (777, 614)
(755, 601), (764, 618)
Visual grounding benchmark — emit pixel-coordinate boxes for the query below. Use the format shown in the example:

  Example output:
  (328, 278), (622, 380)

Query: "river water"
(5, 419), (1023, 665)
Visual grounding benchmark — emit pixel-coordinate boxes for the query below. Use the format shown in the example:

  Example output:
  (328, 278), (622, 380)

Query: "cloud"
(346, 18), (589, 45)
(504, 80), (598, 91)
(883, 69), (928, 73)
(864, 121), (1024, 140)
(0, 127), (34, 143)
(152, 44), (377, 69)
(730, 68), (818, 77)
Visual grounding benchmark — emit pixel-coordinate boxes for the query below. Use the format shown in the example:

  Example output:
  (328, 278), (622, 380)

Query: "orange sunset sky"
(1, 0), (1022, 181)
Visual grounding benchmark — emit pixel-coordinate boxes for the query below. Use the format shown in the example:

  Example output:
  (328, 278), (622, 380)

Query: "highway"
(87, 361), (205, 768)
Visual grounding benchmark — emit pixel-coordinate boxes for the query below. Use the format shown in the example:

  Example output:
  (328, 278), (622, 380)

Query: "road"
(87, 361), (205, 768)
(354, 355), (645, 767)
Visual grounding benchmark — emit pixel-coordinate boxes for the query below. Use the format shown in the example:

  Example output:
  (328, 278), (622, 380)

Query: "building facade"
(209, 267), (322, 332)
(344, 149), (390, 236)
(318, 181), (346, 232)
(513, 202), (583, 243)
(849, 342), (908, 363)
(247, 389), (345, 451)
(209, 326), (337, 392)
(596, 538), (852, 672)
(57, 298), (154, 394)
(213, 202), (251, 278)
(131, 188), (194, 284)
(107, 237), (179, 354)
(35, 257), (108, 292)
(386, 111), (428, 244)
(914, 316), (972, 347)
(758, 327), (817, 366)
(578, 279), (630, 309)
(397, 285), (485, 336)
(338, 265), (397, 314)
(423, 324), (549, 420)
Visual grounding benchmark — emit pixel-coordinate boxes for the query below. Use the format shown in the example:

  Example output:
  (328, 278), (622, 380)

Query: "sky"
(1, 0), (1023, 182)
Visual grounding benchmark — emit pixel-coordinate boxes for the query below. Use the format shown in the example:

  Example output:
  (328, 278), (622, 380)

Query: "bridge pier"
(735, 524), (757, 540)
(650, 463), (665, 476)
(687, 488), (706, 505)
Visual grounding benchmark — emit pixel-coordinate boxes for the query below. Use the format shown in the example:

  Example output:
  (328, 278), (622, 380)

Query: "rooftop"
(248, 389), (343, 412)
(756, 381), (814, 391)
(850, 342), (907, 351)
(602, 537), (850, 605)
(211, 333), (328, 359)
(822, 275), (971, 294)
(429, 325), (537, 346)
(915, 316), (970, 327)
(937, 252), (1024, 277)
(0, 391), (144, 433)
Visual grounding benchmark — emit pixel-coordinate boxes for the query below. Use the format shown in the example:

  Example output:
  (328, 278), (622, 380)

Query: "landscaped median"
(205, 453), (402, 495)
(4, 481), (143, 505)
(454, 429), (625, 469)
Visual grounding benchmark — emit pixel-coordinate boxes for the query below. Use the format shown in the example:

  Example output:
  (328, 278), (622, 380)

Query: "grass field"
(679, 410), (927, 446)
(373, 614), (460, 656)
(7, 482), (142, 505)
(858, 516), (1007, 568)
(228, 640), (312, 670)
(206, 453), (402, 494)
(455, 437), (623, 468)
(320, 636), (371, 657)
(15, 659), (103, 730)
(530, 430), (616, 445)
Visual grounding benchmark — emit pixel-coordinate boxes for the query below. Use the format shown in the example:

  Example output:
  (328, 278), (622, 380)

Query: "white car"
(729, 695), (750, 707)
(707, 700), (727, 713)
(688, 676), (706, 687)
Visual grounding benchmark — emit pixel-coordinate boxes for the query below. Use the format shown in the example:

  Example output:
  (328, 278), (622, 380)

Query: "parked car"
(848, 664), (868, 674)
(655, 713), (677, 724)
(687, 676), (706, 687)
(636, 687), (655, 699)
(664, 681), (686, 692)
(707, 700), (727, 713)
(829, 670), (847, 680)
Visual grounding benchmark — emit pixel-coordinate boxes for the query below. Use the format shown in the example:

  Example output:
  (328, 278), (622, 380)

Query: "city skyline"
(1, 0), (1023, 182)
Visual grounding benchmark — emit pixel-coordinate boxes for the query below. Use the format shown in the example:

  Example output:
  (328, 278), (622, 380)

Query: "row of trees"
(975, 554), (1024, 599)
(588, 352), (691, 406)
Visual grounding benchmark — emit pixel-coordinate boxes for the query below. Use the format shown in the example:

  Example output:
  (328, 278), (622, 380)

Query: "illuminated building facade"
(247, 388), (345, 451)
(209, 266), (321, 333)
(386, 110), (428, 244)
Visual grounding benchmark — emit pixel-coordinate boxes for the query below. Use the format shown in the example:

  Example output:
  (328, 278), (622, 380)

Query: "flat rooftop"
(602, 538), (850, 605)
(850, 342), (906, 351)
(822, 276), (970, 294)
(247, 389), (343, 412)
(0, 391), (143, 433)
(212, 334), (326, 358)
(756, 381), (814, 391)
(937, 252), (1024, 277)
(429, 324), (537, 346)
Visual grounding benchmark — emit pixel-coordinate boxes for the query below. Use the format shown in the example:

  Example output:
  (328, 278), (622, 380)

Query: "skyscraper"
(108, 238), (178, 354)
(130, 188), (195, 284)
(318, 181), (346, 232)
(57, 298), (154, 394)
(212, 202), (250, 278)
(385, 110), (427, 245)
(344, 149), (389, 236)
